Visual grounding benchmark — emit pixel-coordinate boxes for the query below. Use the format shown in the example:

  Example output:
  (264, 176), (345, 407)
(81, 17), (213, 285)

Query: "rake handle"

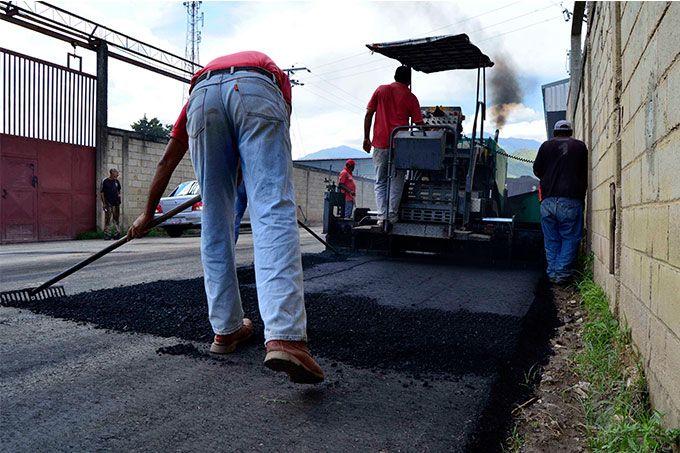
(31, 194), (202, 296)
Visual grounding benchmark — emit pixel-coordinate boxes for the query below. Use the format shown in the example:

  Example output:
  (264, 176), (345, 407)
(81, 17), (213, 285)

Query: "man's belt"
(192, 66), (280, 91)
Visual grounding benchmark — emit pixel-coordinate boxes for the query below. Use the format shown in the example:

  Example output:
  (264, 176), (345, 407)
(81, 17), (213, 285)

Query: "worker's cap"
(346, 159), (356, 167)
(554, 120), (573, 131)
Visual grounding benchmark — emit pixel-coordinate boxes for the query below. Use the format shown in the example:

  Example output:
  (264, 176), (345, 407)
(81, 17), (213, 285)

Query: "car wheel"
(165, 226), (184, 238)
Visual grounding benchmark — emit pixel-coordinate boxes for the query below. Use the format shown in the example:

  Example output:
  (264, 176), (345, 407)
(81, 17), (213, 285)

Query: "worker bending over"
(363, 66), (424, 226)
(127, 51), (324, 384)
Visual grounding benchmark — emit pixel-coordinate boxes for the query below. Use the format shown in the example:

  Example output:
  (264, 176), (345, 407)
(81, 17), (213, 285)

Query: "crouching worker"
(127, 51), (324, 384)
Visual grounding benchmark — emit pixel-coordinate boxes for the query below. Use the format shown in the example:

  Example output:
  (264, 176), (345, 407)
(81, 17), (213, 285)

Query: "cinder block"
(669, 203), (680, 267)
(621, 161), (642, 207)
(655, 263), (680, 337)
(621, 2), (643, 54)
(666, 62), (680, 130)
(657, 130), (680, 201)
(634, 208), (648, 252)
(646, 205), (669, 261)
(640, 253), (654, 307)
(653, 3), (678, 72)
(649, 315), (668, 379)
(647, 368), (680, 429)
(620, 284), (650, 357)
(661, 330), (680, 419)
(622, 246), (643, 299)
(622, 208), (636, 247)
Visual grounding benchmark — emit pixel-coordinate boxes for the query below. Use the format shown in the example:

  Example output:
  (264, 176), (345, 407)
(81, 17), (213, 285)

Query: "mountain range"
(299, 135), (543, 160)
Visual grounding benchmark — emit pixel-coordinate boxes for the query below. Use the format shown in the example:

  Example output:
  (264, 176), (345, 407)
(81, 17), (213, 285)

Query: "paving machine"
(323, 34), (539, 257)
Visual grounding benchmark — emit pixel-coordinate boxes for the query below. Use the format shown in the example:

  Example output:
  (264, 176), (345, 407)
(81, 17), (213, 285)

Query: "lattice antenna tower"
(182, 1), (203, 102)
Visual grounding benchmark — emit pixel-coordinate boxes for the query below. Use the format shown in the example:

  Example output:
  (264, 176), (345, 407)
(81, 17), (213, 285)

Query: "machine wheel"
(165, 226), (184, 238)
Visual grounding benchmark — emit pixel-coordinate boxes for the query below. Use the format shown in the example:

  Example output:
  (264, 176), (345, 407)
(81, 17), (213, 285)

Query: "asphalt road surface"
(0, 229), (549, 452)
(0, 228), (325, 294)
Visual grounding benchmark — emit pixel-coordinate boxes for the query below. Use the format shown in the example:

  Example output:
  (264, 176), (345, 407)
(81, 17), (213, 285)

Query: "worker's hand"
(103, 207), (108, 213)
(351, 191), (356, 197)
(127, 212), (153, 241)
(362, 138), (371, 153)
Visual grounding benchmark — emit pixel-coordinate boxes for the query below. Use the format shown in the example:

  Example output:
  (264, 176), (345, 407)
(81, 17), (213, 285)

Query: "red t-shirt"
(338, 168), (356, 202)
(171, 51), (292, 148)
(367, 82), (423, 149)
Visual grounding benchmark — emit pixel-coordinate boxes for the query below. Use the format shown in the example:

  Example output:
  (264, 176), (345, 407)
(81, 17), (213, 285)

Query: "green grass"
(572, 255), (680, 452)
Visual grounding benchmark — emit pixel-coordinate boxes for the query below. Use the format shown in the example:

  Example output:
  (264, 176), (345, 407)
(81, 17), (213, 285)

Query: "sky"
(0, 0), (574, 158)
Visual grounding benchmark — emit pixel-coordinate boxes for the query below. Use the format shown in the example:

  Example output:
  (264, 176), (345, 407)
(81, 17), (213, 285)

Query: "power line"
(412, 1), (522, 37)
(302, 5), (559, 84)
(300, 80), (365, 111)
(301, 84), (364, 114)
(302, 77), (367, 106)
(304, 57), (390, 80)
(471, 4), (554, 34)
(477, 14), (563, 43)
(309, 1), (525, 72)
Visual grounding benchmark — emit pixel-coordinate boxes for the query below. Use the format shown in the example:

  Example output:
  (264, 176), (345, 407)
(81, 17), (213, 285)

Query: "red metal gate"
(0, 48), (96, 243)
(0, 134), (95, 242)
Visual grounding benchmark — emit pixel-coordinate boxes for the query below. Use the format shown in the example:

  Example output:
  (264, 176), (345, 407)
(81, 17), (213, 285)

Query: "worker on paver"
(533, 120), (588, 285)
(363, 66), (424, 227)
(100, 168), (122, 240)
(338, 159), (356, 219)
(127, 51), (324, 384)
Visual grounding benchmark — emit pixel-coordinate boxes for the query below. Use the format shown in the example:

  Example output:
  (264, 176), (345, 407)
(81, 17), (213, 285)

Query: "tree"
(131, 114), (173, 139)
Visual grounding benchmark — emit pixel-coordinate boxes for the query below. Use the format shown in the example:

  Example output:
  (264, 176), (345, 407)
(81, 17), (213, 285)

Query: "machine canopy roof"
(366, 34), (494, 72)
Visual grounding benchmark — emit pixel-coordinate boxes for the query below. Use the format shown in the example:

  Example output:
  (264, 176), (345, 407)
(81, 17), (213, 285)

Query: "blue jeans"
(344, 200), (354, 219)
(540, 197), (584, 280)
(373, 147), (405, 223)
(234, 182), (248, 243)
(187, 71), (306, 342)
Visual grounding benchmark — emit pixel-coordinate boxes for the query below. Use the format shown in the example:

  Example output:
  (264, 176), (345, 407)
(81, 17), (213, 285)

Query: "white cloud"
(498, 120), (547, 143)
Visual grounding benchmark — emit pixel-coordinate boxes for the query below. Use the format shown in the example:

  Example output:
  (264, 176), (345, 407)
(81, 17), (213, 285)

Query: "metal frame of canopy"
(365, 34), (498, 231)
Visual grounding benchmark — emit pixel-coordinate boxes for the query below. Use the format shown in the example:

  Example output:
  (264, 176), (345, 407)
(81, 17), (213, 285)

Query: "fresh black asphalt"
(0, 251), (553, 452)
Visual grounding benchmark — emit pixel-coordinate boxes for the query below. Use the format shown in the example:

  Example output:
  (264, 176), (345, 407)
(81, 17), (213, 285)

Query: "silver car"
(155, 180), (202, 237)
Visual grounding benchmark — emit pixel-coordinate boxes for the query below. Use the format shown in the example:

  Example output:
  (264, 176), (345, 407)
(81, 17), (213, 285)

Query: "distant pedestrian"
(363, 66), (424, 226)
(127, 51), (324, 384)
(100, 168), (122, 239)
(533, 120), (588, 285)
(338, 159), (356, 218)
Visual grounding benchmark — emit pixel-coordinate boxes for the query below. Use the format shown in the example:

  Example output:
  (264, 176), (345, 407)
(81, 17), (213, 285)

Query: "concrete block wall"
(104, 128), (196, 229)
(569, 1), (680, 427)
(103, 129), (376, 229)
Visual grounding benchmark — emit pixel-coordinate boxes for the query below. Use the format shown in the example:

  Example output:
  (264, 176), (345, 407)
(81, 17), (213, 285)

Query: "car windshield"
(170, 181), (195, 197)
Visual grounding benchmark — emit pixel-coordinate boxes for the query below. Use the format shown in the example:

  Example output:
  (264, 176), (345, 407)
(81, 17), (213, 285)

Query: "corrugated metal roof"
(366, 34), (494, 73)
(541, 78), (570, 112)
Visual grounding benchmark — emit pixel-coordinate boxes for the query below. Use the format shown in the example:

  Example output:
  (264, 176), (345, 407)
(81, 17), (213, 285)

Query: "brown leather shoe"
(264, 340), (324, 384)
(209, 318), (253, 354)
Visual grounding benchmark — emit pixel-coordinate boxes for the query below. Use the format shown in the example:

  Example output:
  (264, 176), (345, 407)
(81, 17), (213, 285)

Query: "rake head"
(0, 286), (67, 304)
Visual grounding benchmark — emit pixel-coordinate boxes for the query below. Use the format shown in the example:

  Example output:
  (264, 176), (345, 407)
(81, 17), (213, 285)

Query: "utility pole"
(282, 66), (311, 87)
(183, 1), (203, 102)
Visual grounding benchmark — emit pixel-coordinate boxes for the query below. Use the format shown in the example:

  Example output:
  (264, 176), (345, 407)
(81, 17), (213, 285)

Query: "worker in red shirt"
(338, 159), (357, 218)
(127, 51), (323, 384)
(363, 66), (424, 226)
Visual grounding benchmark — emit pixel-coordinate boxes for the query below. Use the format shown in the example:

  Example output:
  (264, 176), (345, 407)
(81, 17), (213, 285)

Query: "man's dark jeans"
(540, 197), (584, 281)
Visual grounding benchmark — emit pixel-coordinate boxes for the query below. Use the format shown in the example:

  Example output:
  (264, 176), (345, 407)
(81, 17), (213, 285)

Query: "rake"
(0, 194), (201, 304)
(1, 193), (340, 304)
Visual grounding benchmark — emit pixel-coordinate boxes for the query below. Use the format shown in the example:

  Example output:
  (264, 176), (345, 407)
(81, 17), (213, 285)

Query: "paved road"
(0, 230), (545, 452)
(0, 229), (324, 294)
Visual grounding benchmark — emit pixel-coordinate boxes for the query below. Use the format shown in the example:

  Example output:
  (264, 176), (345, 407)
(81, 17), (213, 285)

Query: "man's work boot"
(210, 318), (254, 354)
(264, 340), (324, 384)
